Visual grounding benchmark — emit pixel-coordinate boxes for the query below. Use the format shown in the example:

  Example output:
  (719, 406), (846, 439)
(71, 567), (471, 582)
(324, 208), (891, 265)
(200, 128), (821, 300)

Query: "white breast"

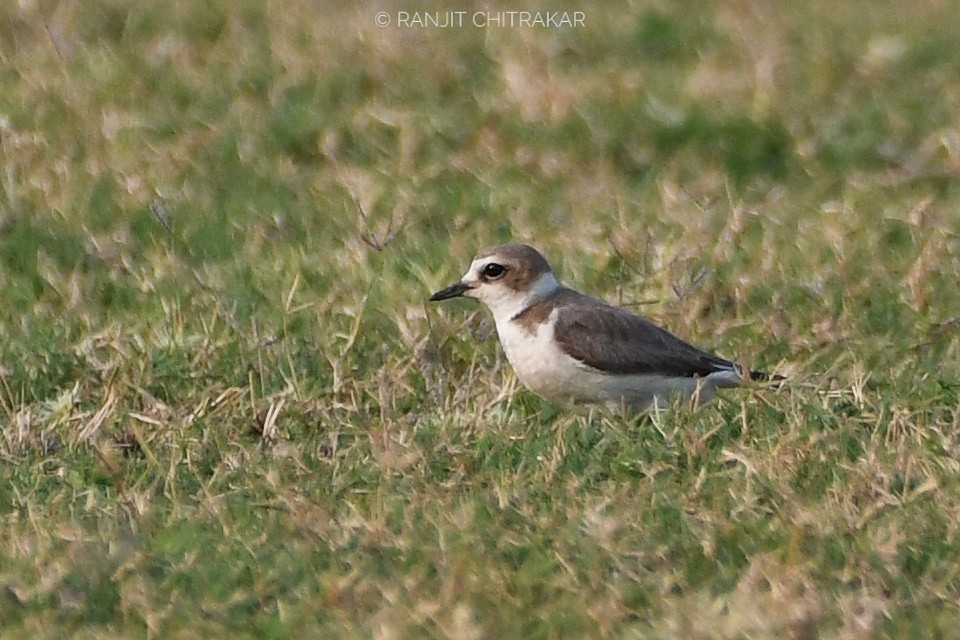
(495, 313), (586, 400)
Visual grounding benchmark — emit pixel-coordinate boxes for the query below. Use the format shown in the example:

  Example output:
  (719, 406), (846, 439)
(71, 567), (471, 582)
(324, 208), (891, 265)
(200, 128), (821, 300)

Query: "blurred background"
(2, 0), (958, 377)
(1, 0), (959, 636)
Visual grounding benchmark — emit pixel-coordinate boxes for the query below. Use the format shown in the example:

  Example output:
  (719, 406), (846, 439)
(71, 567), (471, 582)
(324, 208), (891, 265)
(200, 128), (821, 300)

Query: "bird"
(429, 243), (781, 412)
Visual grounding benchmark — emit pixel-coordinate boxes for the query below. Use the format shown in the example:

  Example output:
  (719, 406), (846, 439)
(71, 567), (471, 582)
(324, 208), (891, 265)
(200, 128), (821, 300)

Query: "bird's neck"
(486, 272), (560, 324)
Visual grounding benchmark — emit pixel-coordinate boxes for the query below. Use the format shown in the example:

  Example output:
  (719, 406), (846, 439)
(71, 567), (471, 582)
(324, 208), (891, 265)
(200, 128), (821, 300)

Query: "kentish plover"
(430, 243), (780, 412)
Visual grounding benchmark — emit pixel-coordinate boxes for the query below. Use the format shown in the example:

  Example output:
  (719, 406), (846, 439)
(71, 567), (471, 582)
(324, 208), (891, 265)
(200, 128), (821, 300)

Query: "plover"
(430, 243), (780, 412)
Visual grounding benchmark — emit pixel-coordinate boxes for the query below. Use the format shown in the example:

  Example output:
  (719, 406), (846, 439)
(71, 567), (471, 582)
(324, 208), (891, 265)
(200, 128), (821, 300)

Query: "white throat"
(477, 272), (559, 323)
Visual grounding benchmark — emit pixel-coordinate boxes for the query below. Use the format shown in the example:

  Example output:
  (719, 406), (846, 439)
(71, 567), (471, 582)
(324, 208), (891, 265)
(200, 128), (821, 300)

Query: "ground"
(1, 0), (959, 637)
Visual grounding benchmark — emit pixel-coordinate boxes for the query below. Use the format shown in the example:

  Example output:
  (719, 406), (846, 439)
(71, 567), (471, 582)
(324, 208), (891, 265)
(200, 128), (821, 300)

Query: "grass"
(1, 0), (960, 637)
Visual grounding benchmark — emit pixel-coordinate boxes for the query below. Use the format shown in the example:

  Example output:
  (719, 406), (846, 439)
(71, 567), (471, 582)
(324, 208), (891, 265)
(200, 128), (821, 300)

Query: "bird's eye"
(481, 263), (507, 280)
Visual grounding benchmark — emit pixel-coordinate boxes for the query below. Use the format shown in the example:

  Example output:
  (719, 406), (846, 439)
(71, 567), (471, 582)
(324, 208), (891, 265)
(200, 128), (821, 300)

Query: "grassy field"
(1, 0), (960, 637)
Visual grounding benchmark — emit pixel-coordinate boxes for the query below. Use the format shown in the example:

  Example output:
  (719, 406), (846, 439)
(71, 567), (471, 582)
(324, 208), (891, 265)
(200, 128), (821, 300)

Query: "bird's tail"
(748, 369), (786, 385)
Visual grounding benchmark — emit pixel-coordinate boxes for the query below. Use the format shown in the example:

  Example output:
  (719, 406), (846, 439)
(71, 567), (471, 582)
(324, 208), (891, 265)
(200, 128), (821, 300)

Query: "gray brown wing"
(552, 300), (736, 378)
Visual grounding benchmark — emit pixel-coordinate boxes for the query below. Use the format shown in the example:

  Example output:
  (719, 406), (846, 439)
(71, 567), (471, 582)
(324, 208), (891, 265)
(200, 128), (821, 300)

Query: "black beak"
(429, 281), (472, 301)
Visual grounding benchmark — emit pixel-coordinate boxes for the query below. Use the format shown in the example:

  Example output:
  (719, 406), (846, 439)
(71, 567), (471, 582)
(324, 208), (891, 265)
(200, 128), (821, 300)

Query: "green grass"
(1, 0), (960, 637)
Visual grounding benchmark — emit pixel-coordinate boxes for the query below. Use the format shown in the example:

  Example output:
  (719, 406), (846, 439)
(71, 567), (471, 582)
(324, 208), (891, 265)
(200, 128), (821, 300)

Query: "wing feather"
(551, 294), (736, 378)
